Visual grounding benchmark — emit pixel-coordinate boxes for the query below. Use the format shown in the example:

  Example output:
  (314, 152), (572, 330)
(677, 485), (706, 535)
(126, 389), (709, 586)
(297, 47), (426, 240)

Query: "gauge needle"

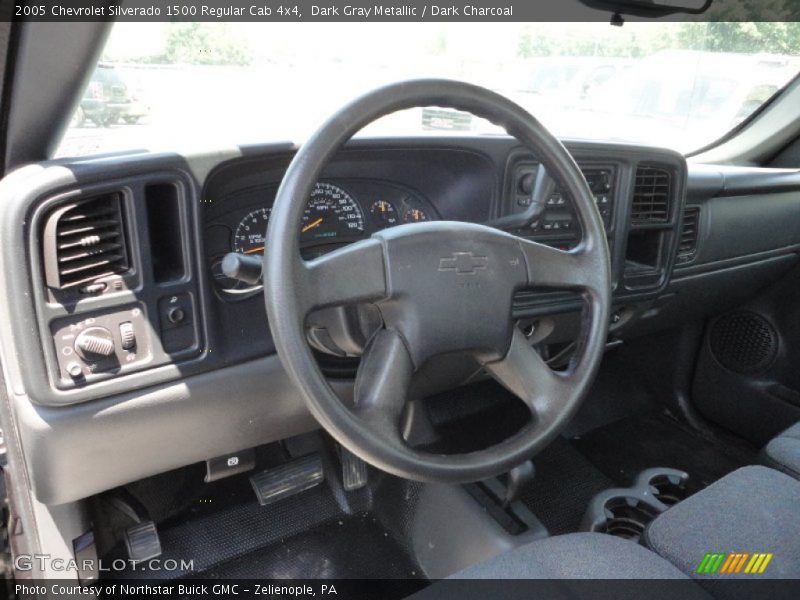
(242, 218), (323, 253)
(302, 217), (323, 233)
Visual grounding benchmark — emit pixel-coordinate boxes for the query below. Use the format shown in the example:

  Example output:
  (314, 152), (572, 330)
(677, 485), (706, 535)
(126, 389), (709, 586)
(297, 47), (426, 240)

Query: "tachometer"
(233, 207), (271, 255)
(301, 183), (364, 243)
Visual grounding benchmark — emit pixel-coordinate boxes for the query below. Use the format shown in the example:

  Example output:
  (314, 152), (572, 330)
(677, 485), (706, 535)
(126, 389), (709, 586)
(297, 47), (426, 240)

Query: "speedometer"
(301, 182), (364, 244)
(230, 183), (364, 258)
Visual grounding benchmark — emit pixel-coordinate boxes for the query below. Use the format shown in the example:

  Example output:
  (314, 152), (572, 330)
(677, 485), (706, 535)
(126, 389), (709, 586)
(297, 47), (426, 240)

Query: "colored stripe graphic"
(735, 553), (750, 573)
(697, 553), (726, 574)
(746, 553), (773, 574)
(699, 553), (774, 575)
(719, 553), (736, 574)
(724, 553), (748, 574)
(696, 554), (712, 574)
(757, 553), (773, 573)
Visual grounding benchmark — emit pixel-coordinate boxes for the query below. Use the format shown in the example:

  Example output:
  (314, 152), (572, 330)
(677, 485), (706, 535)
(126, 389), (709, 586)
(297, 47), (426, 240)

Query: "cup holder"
(601, 497), (660, 541)
(649, 473), (689, 507)
(581, 468), (690, 542)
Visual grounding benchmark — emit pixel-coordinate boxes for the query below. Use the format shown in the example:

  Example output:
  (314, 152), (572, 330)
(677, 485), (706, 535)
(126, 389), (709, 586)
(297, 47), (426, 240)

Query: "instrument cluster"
(204, 179), (437, 296)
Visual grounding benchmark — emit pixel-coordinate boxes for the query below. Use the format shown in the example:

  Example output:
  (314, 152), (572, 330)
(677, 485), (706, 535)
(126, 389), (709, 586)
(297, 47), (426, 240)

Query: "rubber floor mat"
(102, 465), (424, 584)
(193, 513), (422, 580)
(520, 437), (615, 535)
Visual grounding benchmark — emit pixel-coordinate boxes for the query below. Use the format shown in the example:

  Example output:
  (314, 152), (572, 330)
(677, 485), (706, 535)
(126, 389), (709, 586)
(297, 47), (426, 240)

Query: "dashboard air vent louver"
(43, 192), (130, 289)
(677, 207), (700, 264)
(632, 166), (671, 223)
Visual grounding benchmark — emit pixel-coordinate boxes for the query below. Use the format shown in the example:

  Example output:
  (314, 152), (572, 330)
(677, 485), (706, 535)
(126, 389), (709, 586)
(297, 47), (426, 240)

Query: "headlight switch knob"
(75, 326), (115, 358)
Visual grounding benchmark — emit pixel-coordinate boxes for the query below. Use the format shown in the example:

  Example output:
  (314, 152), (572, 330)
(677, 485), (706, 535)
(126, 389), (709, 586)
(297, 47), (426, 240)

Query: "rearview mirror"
(579, 0), (713, 17)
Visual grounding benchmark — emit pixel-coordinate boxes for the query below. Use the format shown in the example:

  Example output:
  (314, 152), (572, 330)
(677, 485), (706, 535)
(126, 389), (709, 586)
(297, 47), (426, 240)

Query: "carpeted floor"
(194, 514), (422, 580)
(519, 436), (615, 535)
(571, 410), (756, 492)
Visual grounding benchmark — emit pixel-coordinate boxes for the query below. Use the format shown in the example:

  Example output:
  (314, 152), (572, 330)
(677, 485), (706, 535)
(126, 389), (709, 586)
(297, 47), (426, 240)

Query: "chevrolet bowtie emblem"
(438, 252), (488, 275)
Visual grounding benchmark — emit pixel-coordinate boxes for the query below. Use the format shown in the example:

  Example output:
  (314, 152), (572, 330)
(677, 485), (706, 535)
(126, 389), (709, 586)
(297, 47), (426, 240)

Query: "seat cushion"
(645, 465), (800, 579)
(453, 532), (691, 579)
(410, 532), (708, 600)
(761, 422), (800, 479)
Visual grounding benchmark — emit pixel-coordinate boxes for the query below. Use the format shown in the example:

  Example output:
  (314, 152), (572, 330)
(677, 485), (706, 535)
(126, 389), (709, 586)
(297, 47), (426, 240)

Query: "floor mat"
(195, 514), (422, 580)
(520, 437), (615, 535)
(571, 410), (756, 492)
(103, 464), (423, 584)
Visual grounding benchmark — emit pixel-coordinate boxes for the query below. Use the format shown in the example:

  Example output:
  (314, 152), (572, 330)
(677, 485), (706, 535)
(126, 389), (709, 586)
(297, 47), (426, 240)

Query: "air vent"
(632, 166), (671, 223)
(677, 207), (700, 264)
(43, 192), (130, 290)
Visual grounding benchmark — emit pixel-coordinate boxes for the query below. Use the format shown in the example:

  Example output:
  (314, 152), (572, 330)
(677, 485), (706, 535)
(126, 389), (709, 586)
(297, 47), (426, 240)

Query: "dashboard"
(5, 136), (800, 505)
(24, 139), (689, 396)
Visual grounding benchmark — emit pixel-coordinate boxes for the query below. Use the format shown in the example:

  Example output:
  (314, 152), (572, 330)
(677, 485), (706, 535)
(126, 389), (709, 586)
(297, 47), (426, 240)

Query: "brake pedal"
(124, 520), (162, 563)
(340, 447), (368, 491)
(250, 454), (324, 506)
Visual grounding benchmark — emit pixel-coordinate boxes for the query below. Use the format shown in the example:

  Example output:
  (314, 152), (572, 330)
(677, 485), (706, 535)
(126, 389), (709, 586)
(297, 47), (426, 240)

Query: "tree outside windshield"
(57, 22), (800, 157)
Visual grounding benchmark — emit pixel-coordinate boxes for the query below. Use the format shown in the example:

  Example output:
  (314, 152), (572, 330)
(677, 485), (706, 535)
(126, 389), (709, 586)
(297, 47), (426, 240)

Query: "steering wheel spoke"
(484, 328), (570, 424)
(298, 238), (388, 314)
(351, 328), (414, 445)
(520, 238), (604, 294)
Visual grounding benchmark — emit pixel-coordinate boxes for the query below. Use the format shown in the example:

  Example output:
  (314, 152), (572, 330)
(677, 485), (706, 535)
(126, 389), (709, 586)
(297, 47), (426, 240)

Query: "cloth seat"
(450, 532), (692, 579)
(415, 465), (800, 599)
(645, 465), (800, 580)
(761, 422), (800, 479)
(411, 532), (708, 600)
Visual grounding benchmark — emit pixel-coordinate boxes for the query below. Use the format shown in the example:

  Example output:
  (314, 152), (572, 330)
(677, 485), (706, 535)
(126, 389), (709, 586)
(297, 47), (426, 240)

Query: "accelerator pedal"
(340, 446), (368, 491)
(250, 454), (324, 506)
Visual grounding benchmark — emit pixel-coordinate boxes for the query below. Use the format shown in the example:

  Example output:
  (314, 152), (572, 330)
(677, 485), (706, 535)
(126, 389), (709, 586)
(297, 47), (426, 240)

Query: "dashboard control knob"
(66, 362), (83, 378)
(168, 307), (185, 324)
(75, 326), (115, 358)
(518, 172), (536, 195)
(119, 321), (136, 350)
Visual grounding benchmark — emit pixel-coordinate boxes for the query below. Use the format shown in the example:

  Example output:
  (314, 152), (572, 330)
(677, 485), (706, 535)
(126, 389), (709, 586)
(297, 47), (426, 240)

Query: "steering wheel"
(264, 80), (611, 483)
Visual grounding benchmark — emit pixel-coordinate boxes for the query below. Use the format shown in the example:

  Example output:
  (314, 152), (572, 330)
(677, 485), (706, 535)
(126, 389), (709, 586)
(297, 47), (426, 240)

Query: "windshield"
(57, 22), (800, 157)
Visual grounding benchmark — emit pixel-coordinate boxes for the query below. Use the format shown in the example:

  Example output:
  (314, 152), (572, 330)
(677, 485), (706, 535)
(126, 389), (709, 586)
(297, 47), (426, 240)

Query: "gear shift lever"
(503, 460), (535, 508)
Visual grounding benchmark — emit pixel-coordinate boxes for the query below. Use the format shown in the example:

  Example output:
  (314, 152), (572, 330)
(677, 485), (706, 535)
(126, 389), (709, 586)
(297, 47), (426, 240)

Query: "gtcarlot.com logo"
(14, 554), (194, 573)
(697, 552), (773, 575)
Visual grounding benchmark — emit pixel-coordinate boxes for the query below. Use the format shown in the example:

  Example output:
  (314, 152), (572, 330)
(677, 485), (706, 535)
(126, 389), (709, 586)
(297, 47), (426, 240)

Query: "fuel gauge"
(403, 207), (429, 223)
(370, 200), (399, 229)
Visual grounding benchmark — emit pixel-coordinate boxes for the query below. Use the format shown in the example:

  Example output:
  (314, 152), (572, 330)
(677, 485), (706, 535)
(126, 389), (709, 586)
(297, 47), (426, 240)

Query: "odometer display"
(301, 182), (364, 243)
